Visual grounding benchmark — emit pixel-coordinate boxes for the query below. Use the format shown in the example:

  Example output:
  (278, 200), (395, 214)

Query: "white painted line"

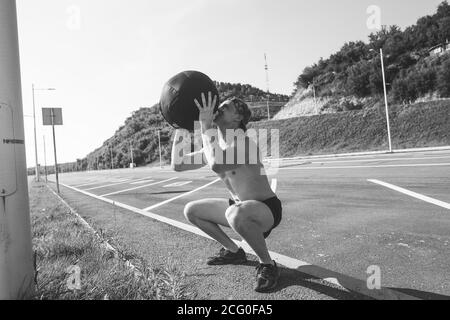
(143, 179), (221, 211)
(368, 179), (450, 210)
(130, 180), (154, 185)
(310, 156), (450, 165)
(72, 182), (97, 188)
(56, 181), (417, 300)
(271, 179), (278, 193)
(100, 177), (177, 197)
(85, 177), (153, 191)
(280, 163), (450, 170)
(163, 181), (192, 188)
(72, 181), (111, 188)
(265, 145), (450, 162)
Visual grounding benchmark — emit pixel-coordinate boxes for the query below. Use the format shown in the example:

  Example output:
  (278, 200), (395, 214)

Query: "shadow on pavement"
(388, 288), (450, 300)
(146, 190), (189, 195)
(234, 261), (370, 299)
(238, 262), (449, 300)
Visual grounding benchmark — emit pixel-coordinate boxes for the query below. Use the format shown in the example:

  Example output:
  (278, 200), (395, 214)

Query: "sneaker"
(254, 261), (280, 293)
(206, 248), (247, 265)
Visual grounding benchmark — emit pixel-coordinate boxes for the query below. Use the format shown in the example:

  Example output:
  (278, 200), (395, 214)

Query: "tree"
(346, 60), (371, 97)
(438, 57), (450, 96)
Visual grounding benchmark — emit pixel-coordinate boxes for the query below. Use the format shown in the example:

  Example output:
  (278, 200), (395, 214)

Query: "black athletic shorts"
(228, 197), (282, 239)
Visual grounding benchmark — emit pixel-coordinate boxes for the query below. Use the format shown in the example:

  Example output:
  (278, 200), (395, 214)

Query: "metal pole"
(51, 109), (60, 194)
(43, 135), (48, 183)
(380, 48), (393, 153)
(313, 84), (317, 106)
(264, 53), (270, 121)
(158, 130), (162, 168)
(0, 0), (35, 299)
(110, 146), (113, 170)
(130, 141), (134, 168)
(32, 84), (40, 182)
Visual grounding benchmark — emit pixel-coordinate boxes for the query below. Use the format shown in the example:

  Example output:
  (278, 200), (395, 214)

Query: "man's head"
(213, 97), (251, 131)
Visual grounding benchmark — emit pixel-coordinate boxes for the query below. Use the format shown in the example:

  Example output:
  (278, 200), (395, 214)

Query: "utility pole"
(43, 135), (48, 183)
(264, 53), (271, 121)
(0, 0), (35, 299)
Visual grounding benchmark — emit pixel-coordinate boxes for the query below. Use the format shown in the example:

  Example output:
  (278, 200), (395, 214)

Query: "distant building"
(429, 41), (450, 56)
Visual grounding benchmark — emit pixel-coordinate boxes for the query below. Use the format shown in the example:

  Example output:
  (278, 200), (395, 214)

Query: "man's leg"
(226, 200), (280, 292)
(184, 198), (239, 252)
(225, 200), (274, 264)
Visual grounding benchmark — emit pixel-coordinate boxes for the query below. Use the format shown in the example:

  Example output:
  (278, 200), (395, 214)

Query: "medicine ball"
(159, 71), (220, 132)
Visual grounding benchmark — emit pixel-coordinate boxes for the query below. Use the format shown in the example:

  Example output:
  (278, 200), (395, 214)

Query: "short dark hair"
(229, 97), (251, 131)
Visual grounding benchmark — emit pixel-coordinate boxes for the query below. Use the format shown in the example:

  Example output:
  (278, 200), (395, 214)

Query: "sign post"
(0, 0), (35, 299)
(42, 108), (63, 194)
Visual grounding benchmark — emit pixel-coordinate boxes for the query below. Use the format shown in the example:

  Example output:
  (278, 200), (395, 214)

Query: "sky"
(15, 0), (444, 165)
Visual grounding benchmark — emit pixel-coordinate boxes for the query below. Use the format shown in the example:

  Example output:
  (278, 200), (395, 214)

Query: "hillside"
(282, 1), (450, 118)
(252, 100), (450, 157)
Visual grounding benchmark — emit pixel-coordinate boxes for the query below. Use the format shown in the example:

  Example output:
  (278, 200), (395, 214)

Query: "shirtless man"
(171, 92), (282, 293)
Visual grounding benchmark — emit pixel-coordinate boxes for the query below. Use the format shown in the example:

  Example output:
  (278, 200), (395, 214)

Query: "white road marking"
(56, 181), (417, 300)
(100, 177), (177, 197)
(280, 163), (450, 170)
(266, 146), (450, 162)
(310, 155), (450, 164)
(143, 179), (221, 211)
(130, 180), (154, 185)
(271, 179), (278, 193)
(72, 181), (104, 188)
(368, 179), (450, 210)
(84, 177), (154, 191)
(72, 179), (129, 188)
(163, 181), (192, 188)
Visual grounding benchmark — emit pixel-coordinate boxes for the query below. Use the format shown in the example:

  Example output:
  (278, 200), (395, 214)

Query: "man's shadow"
(240, 261), (450, 300)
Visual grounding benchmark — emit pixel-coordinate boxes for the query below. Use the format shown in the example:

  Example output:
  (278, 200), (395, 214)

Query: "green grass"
(29, 181), (193, 300)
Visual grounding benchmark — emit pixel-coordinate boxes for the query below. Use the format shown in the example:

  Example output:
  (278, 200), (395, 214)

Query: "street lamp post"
(379, 48), (393, 153)
(129, 141), (134, 168)
(157, 130), (162, 168)
(43, 135), (48, 183)
(371, 48), (393, 153)
(32, 85), (55, 181)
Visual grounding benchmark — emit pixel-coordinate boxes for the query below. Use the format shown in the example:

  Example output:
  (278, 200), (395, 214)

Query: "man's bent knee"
(184, 202), (199, 223)
(226, 207), (251, 230)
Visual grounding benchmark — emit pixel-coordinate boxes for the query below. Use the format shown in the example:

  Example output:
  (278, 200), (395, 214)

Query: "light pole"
(371, 48), (393, 153)
(157, 130), (162, 168)
(129, 141), (134, 168)
(43, 135), (48, 183)
(32, 84), (55, 181)
(264, 53), (271, 121)
(110, 145), (114, 170)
